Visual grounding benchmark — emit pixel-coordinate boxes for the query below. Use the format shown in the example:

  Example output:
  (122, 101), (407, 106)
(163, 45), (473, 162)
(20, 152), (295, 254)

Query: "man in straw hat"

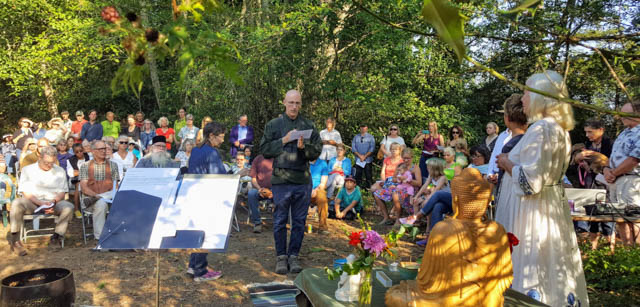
(44, 117), (67, 144)
(386, 168), (513, 306)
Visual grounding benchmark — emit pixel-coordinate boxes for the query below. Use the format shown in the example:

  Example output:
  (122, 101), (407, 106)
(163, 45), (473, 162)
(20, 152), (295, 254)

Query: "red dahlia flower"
(349, 231), (362, 246)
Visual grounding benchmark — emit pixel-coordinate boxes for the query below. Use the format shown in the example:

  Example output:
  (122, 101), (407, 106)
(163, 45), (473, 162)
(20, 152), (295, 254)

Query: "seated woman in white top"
(175, 139), (195, 170)
(111, 135), (138, 180)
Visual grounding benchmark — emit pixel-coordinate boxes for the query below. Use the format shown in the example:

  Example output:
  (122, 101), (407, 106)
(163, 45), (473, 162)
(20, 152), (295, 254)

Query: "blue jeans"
(420, 190), (453, 231)
(419, 155), (430, 183)
(248, 188), (269, 226)
(188, 253), (208, 277)
(272, 183), (312, 257)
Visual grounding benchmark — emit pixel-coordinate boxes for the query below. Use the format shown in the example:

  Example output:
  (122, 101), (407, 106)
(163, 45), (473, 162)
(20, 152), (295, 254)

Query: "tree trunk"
(42, 79), (58, 117)
(141, 0), (162, 109)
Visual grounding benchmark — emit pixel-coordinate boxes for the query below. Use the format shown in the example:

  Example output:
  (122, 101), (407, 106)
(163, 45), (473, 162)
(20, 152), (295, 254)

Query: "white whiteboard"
(148, 174), (240, 250)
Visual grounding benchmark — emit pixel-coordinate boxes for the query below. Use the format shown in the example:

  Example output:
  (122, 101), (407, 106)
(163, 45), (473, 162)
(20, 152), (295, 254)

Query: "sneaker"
(253, 224), (262, 233)
(75, 210), (82, 219)
(275, 255), (288, 275)
(288, 255), (303, 274)
(83, 196), (99, 208)
(194, 269), (223, 282)
(186, 268), (194, 277)
(48, 234), (63, 250)
(416, 239), (427, 247)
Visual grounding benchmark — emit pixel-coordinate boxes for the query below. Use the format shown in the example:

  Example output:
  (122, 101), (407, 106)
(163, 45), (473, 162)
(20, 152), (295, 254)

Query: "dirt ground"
(0, 204), (423, 306)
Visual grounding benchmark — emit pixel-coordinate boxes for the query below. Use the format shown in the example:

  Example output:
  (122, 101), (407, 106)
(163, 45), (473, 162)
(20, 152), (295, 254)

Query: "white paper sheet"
(288, 129), (313, 141)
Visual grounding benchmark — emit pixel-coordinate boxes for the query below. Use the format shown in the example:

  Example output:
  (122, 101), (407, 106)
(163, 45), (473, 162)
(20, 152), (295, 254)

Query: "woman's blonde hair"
(526, 70), (575, 131)
(487, 122), (499, 134)
(157, 117), (169, 127)
(426, 158), (446, 179)
(201, 116), (213, 129)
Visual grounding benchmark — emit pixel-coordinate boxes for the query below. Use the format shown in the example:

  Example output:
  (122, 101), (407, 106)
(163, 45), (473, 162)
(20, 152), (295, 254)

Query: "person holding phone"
(412, 121), (444, 180)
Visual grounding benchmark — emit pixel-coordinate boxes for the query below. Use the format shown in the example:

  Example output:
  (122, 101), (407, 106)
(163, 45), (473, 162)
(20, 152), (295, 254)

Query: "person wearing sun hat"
(2, 134), (17, 174)
(385, 167), (513, 307)
(44, 117), (67, 144)
(12, 118), (35, 159)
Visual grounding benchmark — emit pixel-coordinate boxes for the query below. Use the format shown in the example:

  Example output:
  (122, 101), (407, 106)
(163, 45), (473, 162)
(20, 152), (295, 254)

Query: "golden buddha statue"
(385, 168), (513, 307)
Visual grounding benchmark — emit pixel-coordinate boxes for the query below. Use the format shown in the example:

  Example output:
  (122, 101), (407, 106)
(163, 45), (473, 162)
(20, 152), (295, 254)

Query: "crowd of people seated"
(2, 82), (639, 290)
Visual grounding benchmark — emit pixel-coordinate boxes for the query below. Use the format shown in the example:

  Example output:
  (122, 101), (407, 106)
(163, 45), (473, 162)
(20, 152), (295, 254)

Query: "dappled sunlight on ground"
(0, 206), (423, 306)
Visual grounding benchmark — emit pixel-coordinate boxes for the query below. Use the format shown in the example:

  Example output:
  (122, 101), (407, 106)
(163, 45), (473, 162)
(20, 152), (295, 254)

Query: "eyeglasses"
(119, 141), (128, 145)
(472, 154), (482, 159)
(452, 131), (460, 134)
(390, 128), (398, 131)
(28, 143), (36, 146)
(94, 147), (107, 151)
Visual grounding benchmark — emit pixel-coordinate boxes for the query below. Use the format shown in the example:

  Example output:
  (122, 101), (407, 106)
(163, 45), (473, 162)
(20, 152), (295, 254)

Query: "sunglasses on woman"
(390, 128), (398, 131)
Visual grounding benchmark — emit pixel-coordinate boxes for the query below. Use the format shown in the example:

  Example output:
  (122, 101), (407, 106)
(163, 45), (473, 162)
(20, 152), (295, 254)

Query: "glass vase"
(358, 268), (372, 306)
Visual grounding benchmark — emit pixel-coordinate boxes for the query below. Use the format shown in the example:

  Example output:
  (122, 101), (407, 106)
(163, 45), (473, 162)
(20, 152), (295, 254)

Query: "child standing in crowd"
(409, 158), (448, 215)
(330, 176), (362, 220)
(1, 135), (17, 174)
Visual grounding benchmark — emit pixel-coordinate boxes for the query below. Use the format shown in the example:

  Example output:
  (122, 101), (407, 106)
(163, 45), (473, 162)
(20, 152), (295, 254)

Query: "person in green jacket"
(101, 111), (121, 139)
(173, 108), (187, 144)
(260, 89), (322, 275)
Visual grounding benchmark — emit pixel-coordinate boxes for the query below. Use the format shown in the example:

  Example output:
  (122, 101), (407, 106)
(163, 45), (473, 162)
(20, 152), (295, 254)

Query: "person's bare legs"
(390, 192), (402, 219)
(618, 223), (640, 246)
(375, 196), (390, 224)
(589, 233), (600, 250)
(370, 182), (382, 193)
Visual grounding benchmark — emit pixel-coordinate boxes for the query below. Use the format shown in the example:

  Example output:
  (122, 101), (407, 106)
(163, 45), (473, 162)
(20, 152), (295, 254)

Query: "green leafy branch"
(354, 0), (638, 117)
(100, 1), (240, 97)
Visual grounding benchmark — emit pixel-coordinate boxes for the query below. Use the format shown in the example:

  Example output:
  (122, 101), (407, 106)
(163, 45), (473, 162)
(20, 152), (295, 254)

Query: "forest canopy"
(1, 0), (638, 146)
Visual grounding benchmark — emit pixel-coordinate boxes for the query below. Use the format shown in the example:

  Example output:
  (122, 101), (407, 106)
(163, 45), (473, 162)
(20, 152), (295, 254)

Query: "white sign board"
(147, 174), (240, 250)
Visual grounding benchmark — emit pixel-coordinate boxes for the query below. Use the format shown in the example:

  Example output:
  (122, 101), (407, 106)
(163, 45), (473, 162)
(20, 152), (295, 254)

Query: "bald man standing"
(260, 90), (322, 275)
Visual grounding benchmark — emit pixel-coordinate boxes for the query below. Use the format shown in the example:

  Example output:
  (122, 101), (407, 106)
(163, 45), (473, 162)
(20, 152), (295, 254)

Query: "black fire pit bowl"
(1, 267), (75, 307)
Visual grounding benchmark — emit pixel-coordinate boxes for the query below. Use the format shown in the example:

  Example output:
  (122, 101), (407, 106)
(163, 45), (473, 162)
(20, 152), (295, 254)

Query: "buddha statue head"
(450, 168), (491, 220)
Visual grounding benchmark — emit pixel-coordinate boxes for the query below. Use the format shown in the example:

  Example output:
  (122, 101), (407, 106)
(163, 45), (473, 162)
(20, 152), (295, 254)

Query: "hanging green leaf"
(421, 0), (467, 62)
(501, 0), (542, 14)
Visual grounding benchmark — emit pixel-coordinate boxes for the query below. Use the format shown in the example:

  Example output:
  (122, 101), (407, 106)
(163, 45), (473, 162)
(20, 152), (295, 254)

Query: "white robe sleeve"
(510, 121), (549, 196)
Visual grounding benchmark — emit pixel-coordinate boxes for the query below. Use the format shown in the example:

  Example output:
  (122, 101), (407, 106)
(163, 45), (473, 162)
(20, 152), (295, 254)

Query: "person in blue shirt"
(330, 175), (362, 220)
(351, 124), (375, 190)
(326, 144), (352, 199)
(185, 121), (227, 282)
(309, 158), (329, 233)
(80, 110), (103, 142)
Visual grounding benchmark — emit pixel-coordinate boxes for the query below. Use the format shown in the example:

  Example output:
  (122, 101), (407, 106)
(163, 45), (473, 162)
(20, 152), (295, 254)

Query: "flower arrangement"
(325, 215), (417, 306)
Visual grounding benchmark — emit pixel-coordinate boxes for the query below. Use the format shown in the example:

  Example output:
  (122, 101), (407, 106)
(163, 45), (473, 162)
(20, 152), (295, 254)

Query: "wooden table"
(571, 213), (640, 223)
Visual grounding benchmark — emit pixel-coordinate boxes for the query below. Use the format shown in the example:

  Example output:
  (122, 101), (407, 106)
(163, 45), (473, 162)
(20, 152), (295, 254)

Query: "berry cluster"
(100, 6), (120, 23)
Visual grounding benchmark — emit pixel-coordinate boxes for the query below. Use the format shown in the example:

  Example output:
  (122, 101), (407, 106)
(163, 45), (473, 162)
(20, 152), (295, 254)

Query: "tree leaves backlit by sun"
(99, 1), (241, 98)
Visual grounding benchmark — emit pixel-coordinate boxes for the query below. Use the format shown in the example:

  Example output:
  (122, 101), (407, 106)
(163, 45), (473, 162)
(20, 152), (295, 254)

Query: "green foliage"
(421, 0), (467, 61)
(582, 246), (640, 290)
(101, 1), (241, 97)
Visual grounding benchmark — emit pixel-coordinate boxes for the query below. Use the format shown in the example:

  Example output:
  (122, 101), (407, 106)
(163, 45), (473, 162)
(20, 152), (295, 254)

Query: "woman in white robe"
(496, 71), (589, 307)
